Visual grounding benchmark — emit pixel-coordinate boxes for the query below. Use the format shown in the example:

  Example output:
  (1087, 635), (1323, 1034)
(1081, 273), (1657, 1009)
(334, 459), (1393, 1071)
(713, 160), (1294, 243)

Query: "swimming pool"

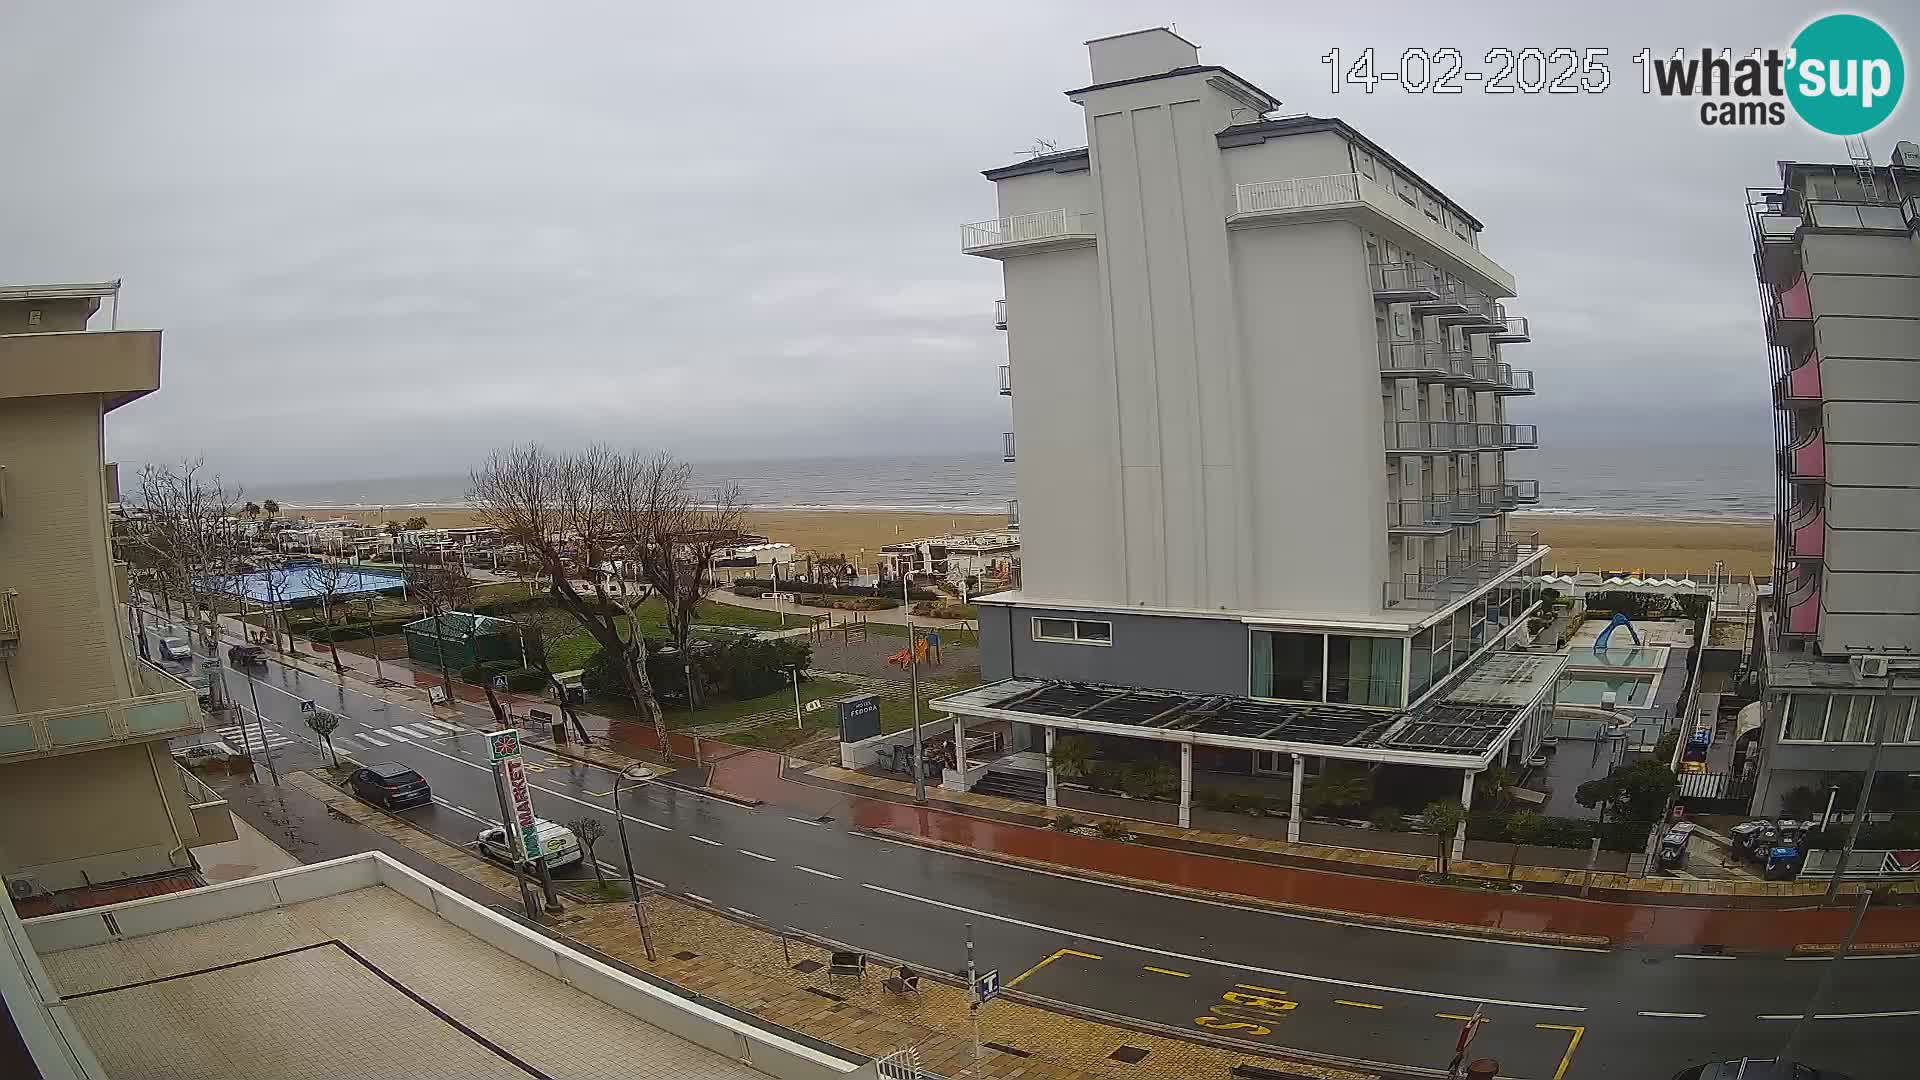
(210, 565), (409, 604)
(1556, 673), (1656, 708)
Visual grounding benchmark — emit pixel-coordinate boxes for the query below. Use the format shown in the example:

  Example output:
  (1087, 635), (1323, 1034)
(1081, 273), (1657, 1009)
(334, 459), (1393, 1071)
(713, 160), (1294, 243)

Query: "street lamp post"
(612, 764), (659, 962)
(243, 674), (277, 785)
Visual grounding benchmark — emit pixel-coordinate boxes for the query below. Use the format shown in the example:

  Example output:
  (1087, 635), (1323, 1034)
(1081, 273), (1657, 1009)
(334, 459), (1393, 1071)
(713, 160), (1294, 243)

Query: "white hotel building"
(935, 30), (1562, 843)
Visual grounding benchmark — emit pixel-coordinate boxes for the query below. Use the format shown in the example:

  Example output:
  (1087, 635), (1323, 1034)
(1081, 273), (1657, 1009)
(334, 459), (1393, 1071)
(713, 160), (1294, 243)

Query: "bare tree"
(405, 560), (473, 700)
(565, 815), (607, 889)
(627, 455), (744, 709)
(468, 444), (666, 740)
(127, 461), (247, 683)
(306, 559), (351, 676)
(511, 606), (592, 742)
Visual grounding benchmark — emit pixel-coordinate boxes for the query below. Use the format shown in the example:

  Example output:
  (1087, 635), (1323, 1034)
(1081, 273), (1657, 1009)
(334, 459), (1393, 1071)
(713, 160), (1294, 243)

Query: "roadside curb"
(865, 827), (1613, 950)
(1791, 940), (1920, 955)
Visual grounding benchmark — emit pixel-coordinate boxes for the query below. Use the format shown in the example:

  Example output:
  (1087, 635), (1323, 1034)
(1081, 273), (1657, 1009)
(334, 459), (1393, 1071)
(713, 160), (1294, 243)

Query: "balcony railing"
(1387, 421), (1537, 453)
(1492, 366), (1534, 395)
(1007, 499), (1020, 530)
(1410, 277), (1470, 316)
(177, 763), (238, 847)
(1785, 430), (1825, 481)
(1387, 497), (1454, 535)
(1382, 532), (1544, 610)
(1788, 501), (1825, 559)
(1493, 479), (1540, 508)
(1231, 173), (1515, 295)
(1378, 340), (1468, 380)
(1774, 350), (1822, 407)
(994, 299), (1007, 330)
(961, 209), (1097, 254)
(1441, 290), (1503, 329)
(0, 660), (205, 761)
(999, 365), (1012, 395)
(1370, 261), (1442, 302)
(0, 591), (16, 659)
(1490, 314), (1530, 343)
(1002, 432), (1016, 462)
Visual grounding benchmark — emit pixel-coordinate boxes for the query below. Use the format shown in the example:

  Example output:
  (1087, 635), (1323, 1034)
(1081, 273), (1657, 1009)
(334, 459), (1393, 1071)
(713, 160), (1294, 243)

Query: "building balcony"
(1445, 491), (1484, 523)
(1470, 422), (1537, 450)
(1492, 365), (1534, 395)
(1784, 429), (1825, 481)
(1386, 420), (1457, 454)
(0, 328), (162, 413)
(1781, 564), (1821, 638)
(1378, 340), (1468, 381)
(1787, 501), (1825, 559)
(1774, 350), (1822, 408)
(1768, 272), (1814, 347)
(1002, 432), (1016, 462)
(961, 209), (1098, 258)
(1383, 531), (1543, 610)
(1441, 291), (1504, 331)
(1409, 277), (1471, 317)
(1386, 421), (1535, 453)
(1230, 173), (1516, 296)
(1490, 479), (1540, 509)
(1007, 499), (1020, 531)
(1387, 497), (1454, 536)
(1489, 314), (1530, 343)
(994, 299), (1007, 330)
(177, 764), (238, 847)
(1370, 261), (1443, 302)
(0, 660), (206, 763)
(1749, 196), (1803, 288)
(0, 591), (17, 660)
(999, 364), (1012, 395)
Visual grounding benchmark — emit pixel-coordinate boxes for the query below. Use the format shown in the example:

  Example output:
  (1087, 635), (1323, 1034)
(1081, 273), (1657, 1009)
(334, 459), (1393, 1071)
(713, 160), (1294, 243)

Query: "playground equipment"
(1593, 611), (1641, 654)
(885, 628), (943, 669)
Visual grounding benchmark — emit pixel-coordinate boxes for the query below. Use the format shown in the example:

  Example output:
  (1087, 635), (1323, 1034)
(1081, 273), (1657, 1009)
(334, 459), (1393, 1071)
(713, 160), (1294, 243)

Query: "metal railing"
(1492, 314), (1530, 341)
(961, 209), (1096, 250)
(1378, 340), (1467, 379)
(1387, 497), (1453, 532)
(1384, 532), (1543, 609)
(1494, 479), (1540, 508)
(1007, 499), (1020, 530)
(177, 762), (224, 809)
(1002, 432), (1016, 462)
(993, 298), (1007, 329)
(0, 592), (17, 649)
(1387, 421), (1537, 452)
(1496, 367), (1535, 394)
(1370, 261), (1441, 296)
(998, 365), (1012, 395)
(1235, 173), (1362, 213)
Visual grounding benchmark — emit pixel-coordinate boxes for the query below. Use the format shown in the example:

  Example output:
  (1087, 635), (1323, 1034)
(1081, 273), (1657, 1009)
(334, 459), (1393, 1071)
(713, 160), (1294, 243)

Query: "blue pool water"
(213, 565), (408, 604)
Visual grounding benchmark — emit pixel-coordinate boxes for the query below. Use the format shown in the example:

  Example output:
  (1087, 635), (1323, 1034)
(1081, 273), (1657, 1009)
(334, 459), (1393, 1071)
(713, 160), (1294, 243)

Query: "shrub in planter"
(1094, 820), (1132, 840)
(1051, 813), (1078, 832)
(911, 601), (978, 620)
(1369, 806), (1407, 832)
(732, 584), (767, 598)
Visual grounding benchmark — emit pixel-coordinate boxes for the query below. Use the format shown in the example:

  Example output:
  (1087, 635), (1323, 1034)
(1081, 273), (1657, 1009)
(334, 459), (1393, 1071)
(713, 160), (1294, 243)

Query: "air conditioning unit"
(1892, 141), (1920, 169)
(6, 875), (43, 901)
(1857, 656), (1891, 679)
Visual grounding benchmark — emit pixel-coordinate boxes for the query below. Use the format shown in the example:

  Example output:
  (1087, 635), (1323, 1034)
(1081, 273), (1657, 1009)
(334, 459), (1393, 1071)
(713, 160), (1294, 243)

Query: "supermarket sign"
(487, 729), (541, 861)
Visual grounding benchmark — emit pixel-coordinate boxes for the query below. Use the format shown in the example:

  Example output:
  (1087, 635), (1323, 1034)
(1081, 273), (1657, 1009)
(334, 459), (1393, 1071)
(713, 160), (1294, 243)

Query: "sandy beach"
(296, 505), (1774, 578)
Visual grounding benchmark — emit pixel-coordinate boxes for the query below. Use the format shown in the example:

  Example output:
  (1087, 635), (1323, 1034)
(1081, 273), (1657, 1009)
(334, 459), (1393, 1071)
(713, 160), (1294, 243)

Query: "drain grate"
(792, 959), (823, 974)
(1110, 1046), (1150, 1064)
(672, 950), (698, 961)
(983, 1042), (1030, 1058)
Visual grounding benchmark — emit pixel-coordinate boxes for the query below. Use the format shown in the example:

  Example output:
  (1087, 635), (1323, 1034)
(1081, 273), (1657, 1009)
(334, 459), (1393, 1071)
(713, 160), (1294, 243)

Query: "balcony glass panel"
(127, 698), (193, 734)
(0, 725), (36, 755)
(47, 710), (112, 747)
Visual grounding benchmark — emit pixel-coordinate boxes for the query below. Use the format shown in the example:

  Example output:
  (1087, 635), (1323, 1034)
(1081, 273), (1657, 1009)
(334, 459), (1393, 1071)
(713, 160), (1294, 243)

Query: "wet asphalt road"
(183, 644), (1918, 1080)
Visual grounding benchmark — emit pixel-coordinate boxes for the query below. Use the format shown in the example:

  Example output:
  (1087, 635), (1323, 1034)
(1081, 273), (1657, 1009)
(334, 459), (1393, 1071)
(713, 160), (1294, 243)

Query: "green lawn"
(538, 598), (789, 673)
(582, 670), (978, 753)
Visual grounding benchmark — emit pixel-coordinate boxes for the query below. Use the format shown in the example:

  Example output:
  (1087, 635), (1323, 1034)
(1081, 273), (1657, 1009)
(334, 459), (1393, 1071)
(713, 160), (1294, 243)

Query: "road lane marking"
(1237, 984), (1290, 997)
(794, 865), (841, 880)
(1786, 952), (1920, 961)
(859, 882), (1586, 1013)
(689, 836), (723, 847)
(1144, 966), (1189, 978)
(786, 816), (827, 827)
(354, 732), (389, 746)
(625, 816), (671, 832)
(422, 720), (462, 734)
(596, 861), (623, 875)
(400, 738), (669, 838)
(1758, 1014), (1805, 1020)
(1639, 1011), (1706, 1018)
(584, 790), (613, 798)
(686, 893), (712, 905)
(375, 727), (412, 741)
(1762, 1009), (1920, 1020)
(1537, 1024), (1584, 1080)
(1673, 953), (1736, 960)
(1435, 1013), (1485, 1022)
(1006, 948), (1103, 989)
(728, 907), (758, 919)
(739, 849), (777, 862)
(1335, 1000), (1383, 1010)
(860, 833), (1606, 954)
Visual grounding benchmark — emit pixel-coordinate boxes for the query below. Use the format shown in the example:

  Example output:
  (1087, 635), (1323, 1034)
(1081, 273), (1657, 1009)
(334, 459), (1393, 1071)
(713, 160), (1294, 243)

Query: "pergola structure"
(932, 651), (1564, 856)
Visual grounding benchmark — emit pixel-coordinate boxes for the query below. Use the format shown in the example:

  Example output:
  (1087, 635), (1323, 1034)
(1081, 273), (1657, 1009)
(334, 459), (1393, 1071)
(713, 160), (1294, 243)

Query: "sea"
(267, 443), (1774, 522)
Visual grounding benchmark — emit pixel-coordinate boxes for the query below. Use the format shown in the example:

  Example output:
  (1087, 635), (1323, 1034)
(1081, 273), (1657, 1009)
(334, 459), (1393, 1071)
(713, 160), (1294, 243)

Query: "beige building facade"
(0, 281), (231, 907)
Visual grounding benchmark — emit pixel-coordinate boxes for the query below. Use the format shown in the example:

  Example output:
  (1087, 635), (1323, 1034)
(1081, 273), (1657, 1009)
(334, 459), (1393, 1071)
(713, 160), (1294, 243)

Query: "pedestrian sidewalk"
(292, 771), (1367, 1080)
(708, 587), (975, 630)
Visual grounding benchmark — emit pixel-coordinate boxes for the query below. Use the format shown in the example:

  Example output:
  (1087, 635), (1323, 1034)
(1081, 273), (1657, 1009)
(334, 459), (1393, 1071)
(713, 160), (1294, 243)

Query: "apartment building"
(935, 31), (1561, 845)
(0, 281), (231, 912)
(1745, 149), (1920, 814)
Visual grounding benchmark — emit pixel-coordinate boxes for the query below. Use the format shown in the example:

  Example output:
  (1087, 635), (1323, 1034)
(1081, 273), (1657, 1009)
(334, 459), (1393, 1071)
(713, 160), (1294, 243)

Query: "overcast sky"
(3, 1), (1913, 486)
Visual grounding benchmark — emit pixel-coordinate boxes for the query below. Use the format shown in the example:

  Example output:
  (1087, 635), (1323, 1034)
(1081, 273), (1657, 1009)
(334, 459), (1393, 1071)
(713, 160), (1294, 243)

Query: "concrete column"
(1455, 769), (1476, 861)
(1287, 754), (1305, 844)
(1044, 726), (1058, 808)
(953, 716), (968, 784)
(1178, 743), (1193, 829)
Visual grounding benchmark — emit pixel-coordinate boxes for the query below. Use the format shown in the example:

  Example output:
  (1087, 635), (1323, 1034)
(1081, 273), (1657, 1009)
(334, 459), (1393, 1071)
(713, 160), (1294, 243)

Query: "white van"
(474, 819), (584, 870)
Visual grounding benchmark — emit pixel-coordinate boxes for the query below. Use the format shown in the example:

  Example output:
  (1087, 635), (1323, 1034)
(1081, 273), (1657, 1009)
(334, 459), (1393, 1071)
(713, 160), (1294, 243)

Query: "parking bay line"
(1639, 1011), (1706, 1018)
(738, 849), (778, 863)
(859, 882), (1586, 1013)
(1006, 948), (1103, 990)
(794, 865), (841, 881)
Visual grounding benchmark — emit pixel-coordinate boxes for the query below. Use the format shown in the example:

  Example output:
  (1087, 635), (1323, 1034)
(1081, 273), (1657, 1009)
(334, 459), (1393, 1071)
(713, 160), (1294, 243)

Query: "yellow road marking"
(1436, 1013), (1491, 1023)
(1335, 999), (1383, 1010)
(1143, 966), (1189, 977)
(1536, 1023), (1585, 1080)
(584, 789), (612, 798)
(1006, 948), (1102, 989)
(1233, 983), (1289, 996)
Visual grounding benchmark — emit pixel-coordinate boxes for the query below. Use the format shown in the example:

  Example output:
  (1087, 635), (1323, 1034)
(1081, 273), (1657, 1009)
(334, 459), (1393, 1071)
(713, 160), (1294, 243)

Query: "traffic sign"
(804, 699), (823, 713)
(974, 968), (1000, 1003)
(299, 699), (317, 715)
(492, 676), (509, 691)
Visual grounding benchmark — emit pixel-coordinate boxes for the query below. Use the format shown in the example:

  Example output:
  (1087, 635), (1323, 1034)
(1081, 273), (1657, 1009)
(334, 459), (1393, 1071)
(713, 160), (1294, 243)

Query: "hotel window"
(1253, 631), (1323, 701)
(1327, 635), (1405, 708)
(1783, 694), (1829, 741)
(1357, 151), (1376, 180)
(1032, 617), (1111, 646)
(1409, 626), (1437, 700)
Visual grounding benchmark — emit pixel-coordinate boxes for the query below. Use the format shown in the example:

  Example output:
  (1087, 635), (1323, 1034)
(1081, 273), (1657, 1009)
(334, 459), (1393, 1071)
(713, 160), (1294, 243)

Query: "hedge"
(911, 601), (977, 620)
(1465, 809), (1645, 852)
(797, 594), (897, 611)
(307, 617), (412, 642)
(582, 636), (813, 705)
(735, 577), (939, 602)
(458, 658), (547, 692)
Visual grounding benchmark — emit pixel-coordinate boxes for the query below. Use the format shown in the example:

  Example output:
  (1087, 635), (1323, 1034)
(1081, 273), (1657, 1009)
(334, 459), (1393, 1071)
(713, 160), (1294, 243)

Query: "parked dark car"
(348, 763), (432, 809)
(228, 643), (267, 667)
(1672, 1058), (1844, 1080)
(1727, 819), (1773, 862)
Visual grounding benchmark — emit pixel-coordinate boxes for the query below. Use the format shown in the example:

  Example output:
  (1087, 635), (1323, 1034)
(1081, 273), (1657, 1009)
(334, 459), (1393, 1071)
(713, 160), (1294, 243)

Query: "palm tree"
(1423, 799), (1466, 877)
(242, 501), (261, 520)
(261, 498), (279, 523)
(1048, 736), (1096, 782)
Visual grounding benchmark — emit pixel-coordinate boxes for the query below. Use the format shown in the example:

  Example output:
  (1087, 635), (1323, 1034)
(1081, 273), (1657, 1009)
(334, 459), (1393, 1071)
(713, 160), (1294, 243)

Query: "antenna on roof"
(1024, 138), (1060, 159)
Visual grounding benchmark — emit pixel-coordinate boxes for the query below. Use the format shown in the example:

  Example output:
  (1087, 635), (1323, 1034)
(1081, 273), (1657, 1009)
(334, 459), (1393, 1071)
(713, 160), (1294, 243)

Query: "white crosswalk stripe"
(374, 727), (412, 741)
(422, 720), (463, 734)
(217, 726), (294, 754)
(398, 724), (443, 739)
(353, 732), (389, 747)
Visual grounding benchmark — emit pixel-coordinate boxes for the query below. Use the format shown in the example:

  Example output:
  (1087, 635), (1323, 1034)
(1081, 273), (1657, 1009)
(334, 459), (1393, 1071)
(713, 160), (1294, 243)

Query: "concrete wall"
(1057, 785), (1180, 825)
(989, 603), (1250, 696)
(0, 743), (193, 892)
(0, 297), (97, 334)
(1802, 232), (1920, 654)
